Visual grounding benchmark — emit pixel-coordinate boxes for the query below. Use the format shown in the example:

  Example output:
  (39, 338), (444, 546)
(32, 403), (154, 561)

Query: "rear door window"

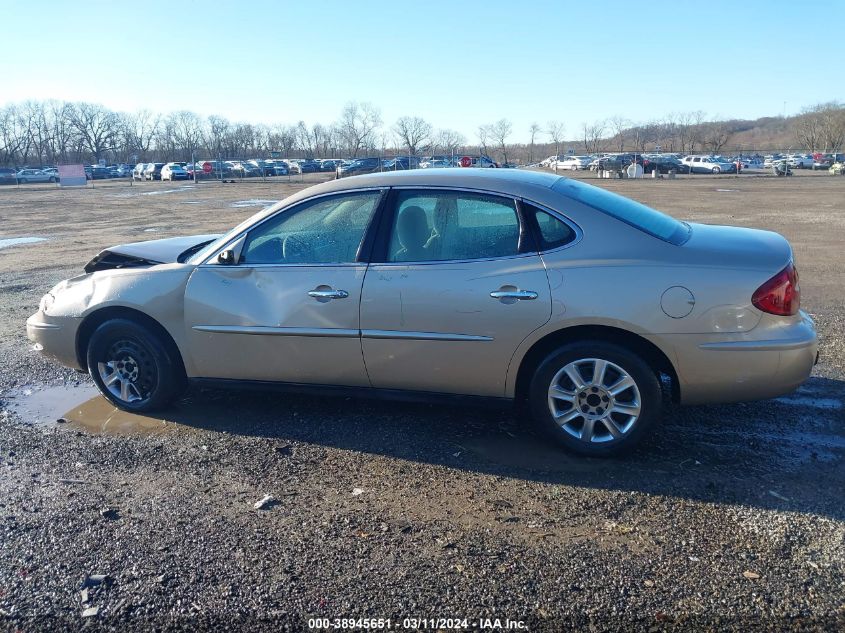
(386, 190), (522, 262)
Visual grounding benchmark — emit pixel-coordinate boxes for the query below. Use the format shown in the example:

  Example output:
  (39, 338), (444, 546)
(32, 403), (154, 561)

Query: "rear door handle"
(308, 288), (349, 300)
(490, 290), (538, 301)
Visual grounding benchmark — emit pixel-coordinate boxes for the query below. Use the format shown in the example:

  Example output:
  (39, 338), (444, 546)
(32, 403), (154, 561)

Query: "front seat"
(393, 206), (430, 261)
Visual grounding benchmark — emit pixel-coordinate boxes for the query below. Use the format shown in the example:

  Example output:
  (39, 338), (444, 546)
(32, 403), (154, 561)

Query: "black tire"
(49, 177), (57, 183)
(712, 166), (720, 174)
(86, 318), (185, 412)
(528, 341), (662, 457)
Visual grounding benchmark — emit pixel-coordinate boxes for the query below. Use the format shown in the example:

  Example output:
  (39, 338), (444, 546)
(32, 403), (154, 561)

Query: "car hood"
(84, 234), (221, 273)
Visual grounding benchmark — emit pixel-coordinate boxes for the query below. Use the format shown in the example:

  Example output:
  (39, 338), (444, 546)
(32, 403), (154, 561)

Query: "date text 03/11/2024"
(307, 617), (528, 630)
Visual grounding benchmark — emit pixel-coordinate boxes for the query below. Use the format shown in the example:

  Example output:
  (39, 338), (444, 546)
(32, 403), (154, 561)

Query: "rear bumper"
(26, 312), (84, 370)
(666, 312), (818, 405)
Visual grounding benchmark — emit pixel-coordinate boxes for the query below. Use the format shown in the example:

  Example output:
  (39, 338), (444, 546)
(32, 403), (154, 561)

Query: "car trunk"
(680, 223), (792, 273)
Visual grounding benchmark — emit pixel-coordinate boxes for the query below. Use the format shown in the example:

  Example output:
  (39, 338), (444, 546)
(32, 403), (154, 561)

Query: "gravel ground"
(1, 173), (843, 631)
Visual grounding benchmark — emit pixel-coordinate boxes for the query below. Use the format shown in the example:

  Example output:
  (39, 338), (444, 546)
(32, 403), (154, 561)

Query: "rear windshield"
(552, 178), (690, 245)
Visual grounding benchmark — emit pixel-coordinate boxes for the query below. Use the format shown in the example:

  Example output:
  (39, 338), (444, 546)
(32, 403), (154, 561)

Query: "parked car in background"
(281, 160), (301, 175)
(457, 155), (498, 168)
(422, 158), (452, 168)
(733, 156), (763, 169)
(228, 161), (261, 177)
(593, 154), (643, 172)
(89, 166), (110, 180)
(266, 160), (289, 176)
(336, 157), (384, 177)
(132, 163), (147, 180)
(0, 167), (16, 184)
(298, 159), (321, 173)
(382, 156), (421, 171)
(161, 163), (189, 181)
(27, 169), (817, 458)
(540, 155), (560, 167)
(552, 156), (591, 170)
(15, 168), (57, 183)
(111, 164), (132, 177)
(142, 163), (165, 180)
(419, 155), (451, 169)
(42, 167), (61, 181)
(787, 154), (814, 169)
(641, 156), (690, 174)
(681, 155), (736, 174)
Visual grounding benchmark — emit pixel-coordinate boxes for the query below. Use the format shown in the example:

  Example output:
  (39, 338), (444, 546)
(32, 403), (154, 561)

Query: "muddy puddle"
(5, 384), (176, 435)
(230, 199), (278, 208)
(0, 237), (48, 250)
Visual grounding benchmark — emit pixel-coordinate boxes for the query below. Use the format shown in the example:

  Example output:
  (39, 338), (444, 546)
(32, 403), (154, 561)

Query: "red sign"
(459, 156), (472, 168)
(202, 161), (213, 174)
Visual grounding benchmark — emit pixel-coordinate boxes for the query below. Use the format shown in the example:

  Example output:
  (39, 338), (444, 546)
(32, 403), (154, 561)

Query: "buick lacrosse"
(28, 169), (817, 455)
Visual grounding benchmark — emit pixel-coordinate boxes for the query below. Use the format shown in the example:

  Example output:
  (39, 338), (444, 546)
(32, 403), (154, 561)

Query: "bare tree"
(47, 100), (74, 164)
(0, 104), (27, 166)
(528, 122), (540, 164)
(677, 111), (705, 153)
(477, 124), (491, 156)
(69, 102), (120, 161)
(336, 101), (381, 157)
(547, 120), (565, 158)
(124, 109), (160, 160)
(206, 115), (231, 158)
(392, 116), (431, 157)
(609, 116), (629, 152)
(814, 102), (845, 150)
(435, 129), (465, 157)
(705, 121), (731, 154)
(795, 109), (823, 151)
(166, 110), (204, 160)
(489, 119), (512, 164)
(581, 120), (606, 154)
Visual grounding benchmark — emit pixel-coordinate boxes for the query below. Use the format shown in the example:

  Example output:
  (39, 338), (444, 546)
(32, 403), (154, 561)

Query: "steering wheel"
(282, 234), (312, 263)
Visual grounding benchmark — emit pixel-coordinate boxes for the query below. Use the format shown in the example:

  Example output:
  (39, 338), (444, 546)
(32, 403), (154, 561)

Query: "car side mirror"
(218, 250), (236, 265)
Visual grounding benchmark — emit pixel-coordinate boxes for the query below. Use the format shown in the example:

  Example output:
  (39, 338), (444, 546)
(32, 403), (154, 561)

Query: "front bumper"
(26, 311), (84, 370)
(665, 312), (818, 405)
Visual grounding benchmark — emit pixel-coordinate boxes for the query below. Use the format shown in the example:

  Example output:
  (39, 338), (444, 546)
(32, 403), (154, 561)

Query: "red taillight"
(752, 262), (800, 316)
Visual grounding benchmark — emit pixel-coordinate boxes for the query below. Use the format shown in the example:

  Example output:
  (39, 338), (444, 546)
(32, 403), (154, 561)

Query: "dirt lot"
(0, 171), (843, 631)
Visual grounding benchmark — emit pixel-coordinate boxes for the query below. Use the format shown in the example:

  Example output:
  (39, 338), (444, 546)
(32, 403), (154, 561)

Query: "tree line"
(1, 99), (842, 168)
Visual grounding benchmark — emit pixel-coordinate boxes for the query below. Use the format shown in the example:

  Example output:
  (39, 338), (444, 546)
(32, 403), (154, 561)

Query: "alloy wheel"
(547, 358), (641, 444)
(96, 338), (156, 404)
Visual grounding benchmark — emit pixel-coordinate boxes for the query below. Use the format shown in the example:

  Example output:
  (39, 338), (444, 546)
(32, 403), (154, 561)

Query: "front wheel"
(87, 318), (185, 412)
(712, 166), (721, 174)
(528, 341), (662, 456)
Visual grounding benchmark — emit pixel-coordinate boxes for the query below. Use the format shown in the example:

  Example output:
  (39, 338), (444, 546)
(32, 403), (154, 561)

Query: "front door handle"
(490, 289), (538, 301)
(308, 287), (349, 300)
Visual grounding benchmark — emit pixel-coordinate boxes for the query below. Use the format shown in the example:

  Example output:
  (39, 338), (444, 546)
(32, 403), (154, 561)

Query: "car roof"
(301, 167), (562, 196)
(240, 169), (567, 227)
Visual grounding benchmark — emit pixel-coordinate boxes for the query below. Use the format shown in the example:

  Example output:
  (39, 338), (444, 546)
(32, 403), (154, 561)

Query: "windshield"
(551, 178), (690, 245)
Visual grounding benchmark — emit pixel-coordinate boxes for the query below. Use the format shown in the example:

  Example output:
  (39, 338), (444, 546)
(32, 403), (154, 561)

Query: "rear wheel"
(528, 341), (661, 456)
(87, 318), (185, 412)
(712, 166), (721, 174)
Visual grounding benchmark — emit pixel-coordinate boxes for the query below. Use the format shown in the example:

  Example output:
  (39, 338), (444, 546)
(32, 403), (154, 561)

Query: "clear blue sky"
(4, 0), (842, 142)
